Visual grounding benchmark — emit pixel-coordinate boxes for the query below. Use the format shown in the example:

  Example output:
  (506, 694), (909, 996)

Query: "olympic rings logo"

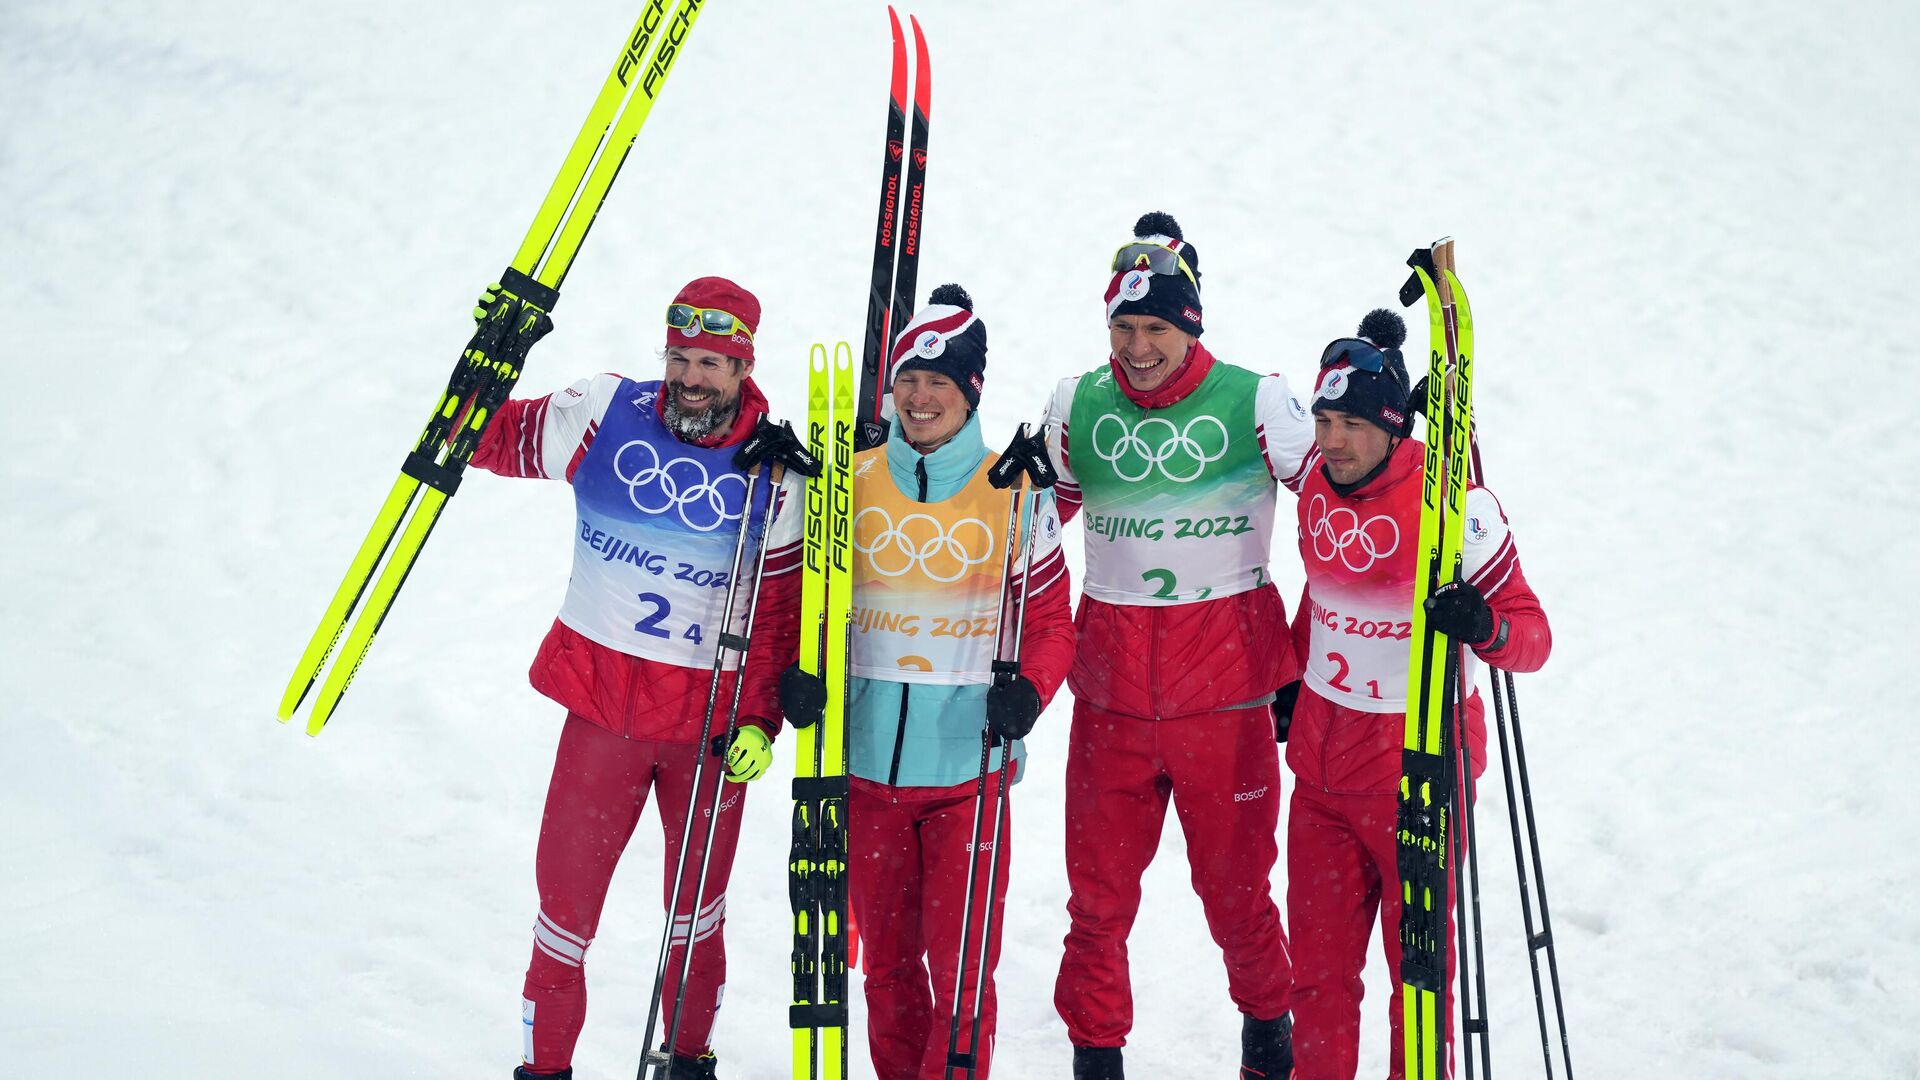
(1305, 494), (1399, 572)
(612, 440), (747, 532)
(853, 506), (995, 582)
(1089, 414), (1229, 483)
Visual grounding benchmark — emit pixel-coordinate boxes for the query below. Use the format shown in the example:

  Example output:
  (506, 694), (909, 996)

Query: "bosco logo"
(613, 440), (747, 532)
(853, 506), (994, 583)
(1305, 493), (1399, 572)
(1089, 414), (1229, 483)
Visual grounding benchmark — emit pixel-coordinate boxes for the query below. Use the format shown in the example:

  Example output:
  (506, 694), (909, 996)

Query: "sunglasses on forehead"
(666, 303), (753, 341)
(1318, 337), (1388, 373)
(1110, 241), (1198, 288)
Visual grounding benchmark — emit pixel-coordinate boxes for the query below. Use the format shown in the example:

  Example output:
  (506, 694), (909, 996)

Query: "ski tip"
(888, 10), (908, 100)
(910, 15), (931, 110)
(275, 679), (310, 724)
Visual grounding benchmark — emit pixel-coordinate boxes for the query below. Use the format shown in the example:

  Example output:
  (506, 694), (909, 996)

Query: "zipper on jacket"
(886, 683), (912, 786)
(877, 459), (933, 785)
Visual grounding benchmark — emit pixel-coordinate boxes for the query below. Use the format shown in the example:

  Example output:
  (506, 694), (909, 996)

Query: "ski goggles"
(1318, 337), (1388, 372)
(666, 303), (754, 341)
(1111, 241), (1198, 288)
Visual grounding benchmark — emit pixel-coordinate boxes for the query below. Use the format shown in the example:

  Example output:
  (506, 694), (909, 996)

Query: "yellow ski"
(278, 0), (707, 733)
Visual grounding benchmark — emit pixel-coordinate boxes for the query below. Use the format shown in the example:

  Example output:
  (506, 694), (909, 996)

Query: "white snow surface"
(6, 1), (1919, 1077)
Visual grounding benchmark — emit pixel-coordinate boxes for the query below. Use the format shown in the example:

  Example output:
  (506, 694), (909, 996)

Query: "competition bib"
(559, 379), (773, 667)
(1068, 362), (1277, 605)
(849, 448), (1010, 685)
(1296, 445), (1502, 713)
(1297, 482), (1423, 713)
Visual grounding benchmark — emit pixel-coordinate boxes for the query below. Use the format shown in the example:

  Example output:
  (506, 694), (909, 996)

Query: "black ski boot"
(1240, 1013), (1293, 1079)
(668, 1050), (719, 1079)
(1072, 1045), (1124, 1080)
(513, 1068), (570, 1080)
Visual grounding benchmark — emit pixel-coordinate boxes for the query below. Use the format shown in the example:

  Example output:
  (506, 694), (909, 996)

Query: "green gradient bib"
(1069, 363), (1278, 605)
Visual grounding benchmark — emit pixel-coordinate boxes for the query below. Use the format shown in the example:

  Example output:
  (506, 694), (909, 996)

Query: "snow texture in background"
(4, 1), (1918, 1076)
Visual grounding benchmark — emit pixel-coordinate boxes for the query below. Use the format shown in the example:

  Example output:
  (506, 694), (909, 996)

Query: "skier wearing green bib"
(1045, 213), (1316, 1080)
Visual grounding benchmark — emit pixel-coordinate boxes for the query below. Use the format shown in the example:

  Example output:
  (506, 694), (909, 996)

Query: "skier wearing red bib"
(468, 277), (805, 1080)
(1281, 310), (1551, 1080)
(1043, 213), (1316, 1080)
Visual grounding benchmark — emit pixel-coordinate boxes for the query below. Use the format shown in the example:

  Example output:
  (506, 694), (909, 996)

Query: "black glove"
(1271, 681), (1301, 743)
(779, 665), (826, 729)
(1424, 580), (1495, 645)
(1401, 374), (1430, 436)
(734, 416), (821, 477)
(986, 675), (1043, 742)
(988, 423), (1057, 491)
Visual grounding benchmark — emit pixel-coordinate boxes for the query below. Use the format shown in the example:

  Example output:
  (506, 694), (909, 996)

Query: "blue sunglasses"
(1319, 337), (1387, 372)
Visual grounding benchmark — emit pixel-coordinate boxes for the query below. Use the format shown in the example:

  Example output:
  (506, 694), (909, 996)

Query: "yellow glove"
(717, 725), (773, 783)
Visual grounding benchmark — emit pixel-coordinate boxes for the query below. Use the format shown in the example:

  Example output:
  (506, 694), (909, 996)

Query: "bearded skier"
(1043, 213), (1316, 1080)
(1280, 309), (1551, 1080)
(468, 276), (805, 1080)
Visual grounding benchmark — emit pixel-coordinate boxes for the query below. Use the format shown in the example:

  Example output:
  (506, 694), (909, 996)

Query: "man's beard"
(663, 382), (739, 441)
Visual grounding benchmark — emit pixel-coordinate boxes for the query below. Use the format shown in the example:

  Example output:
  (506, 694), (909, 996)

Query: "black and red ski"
(856, 7), (931, 452)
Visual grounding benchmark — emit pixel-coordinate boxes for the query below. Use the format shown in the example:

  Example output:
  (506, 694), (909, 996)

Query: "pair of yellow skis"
(276, 0), (706, 734)
(1397, 239), (1478, 1080)
(790, 343), (855, 1080)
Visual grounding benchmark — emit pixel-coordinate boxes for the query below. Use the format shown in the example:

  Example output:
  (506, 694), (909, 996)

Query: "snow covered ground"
(6, 1), (1919, 1076)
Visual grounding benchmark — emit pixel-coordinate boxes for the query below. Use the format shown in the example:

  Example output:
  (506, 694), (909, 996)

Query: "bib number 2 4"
(635, 592), (706, 645)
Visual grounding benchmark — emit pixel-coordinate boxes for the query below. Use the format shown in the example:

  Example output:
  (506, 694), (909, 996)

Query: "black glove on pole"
(986, 675), (1042, 742)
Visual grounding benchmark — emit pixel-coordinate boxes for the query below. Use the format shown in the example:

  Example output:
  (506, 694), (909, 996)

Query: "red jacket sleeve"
(469, 393), (554, 479)
(736, 538), (803, 737)
(1014, 550), (1076, 707)
(1476, 559), (1550, 674)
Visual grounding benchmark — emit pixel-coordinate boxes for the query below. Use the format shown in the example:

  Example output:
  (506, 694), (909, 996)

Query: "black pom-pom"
(1358, 308), (1406, 350)
(1133, 211), (1183, 241)
(928, 283), (973, 311)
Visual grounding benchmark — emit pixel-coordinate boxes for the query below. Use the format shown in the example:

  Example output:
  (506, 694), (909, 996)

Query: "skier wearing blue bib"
(471, 276), (805, 1080)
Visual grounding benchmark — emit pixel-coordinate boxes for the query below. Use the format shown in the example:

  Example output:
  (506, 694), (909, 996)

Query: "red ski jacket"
(1285, 440), (1550, 793)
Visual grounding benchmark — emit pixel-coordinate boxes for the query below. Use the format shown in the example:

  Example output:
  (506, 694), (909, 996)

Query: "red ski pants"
(1054, 701), (1293, 1047)
(520, 714), (747, 1071)
(1286, 783), (1456, 1080)
(849, 768), (1013, 1080)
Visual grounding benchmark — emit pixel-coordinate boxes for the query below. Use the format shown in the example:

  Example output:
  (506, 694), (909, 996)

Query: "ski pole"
(1452, 642), (1493, 1080)
(639, 421), (818, 1079)
(945, 423), (1053, 1079)
(1495, 665), (1575, 1079)
(1469, 425), (1577, 1080)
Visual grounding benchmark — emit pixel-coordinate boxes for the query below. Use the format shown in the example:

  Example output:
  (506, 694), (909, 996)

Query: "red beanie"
(667, 276), (760, 362)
